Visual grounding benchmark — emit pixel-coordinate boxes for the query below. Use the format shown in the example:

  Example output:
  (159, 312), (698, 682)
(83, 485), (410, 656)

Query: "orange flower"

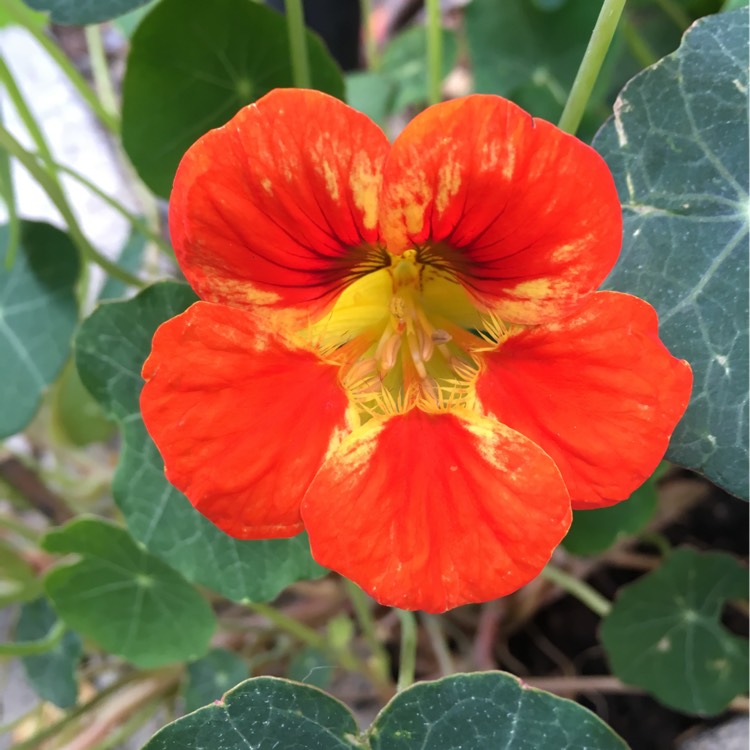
(141, 90), (692, 613)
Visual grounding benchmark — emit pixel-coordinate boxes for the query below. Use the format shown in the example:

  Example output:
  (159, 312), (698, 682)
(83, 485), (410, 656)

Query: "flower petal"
(141, 302), (350, 538)
(379, 95), (622, 324)
(170, 89), (390, 325)
(476, 292), (693, 509)
(301, 409), (571, 612)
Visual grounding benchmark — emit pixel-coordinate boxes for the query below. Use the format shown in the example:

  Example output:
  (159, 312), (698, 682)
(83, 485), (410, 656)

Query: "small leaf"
(601, 548), (749, 715)
(563, 475), (658, 556)
(17, 598), (81, 708)
(346, 71), (394, 126)
(143, 677), (360, 750)
(74, 282), (325, 603)
(43, 517), (215, 669)
(121, 0), (345, 197)
(594, 10), (749, 499)
(0, 222), (79, 438)
(184, 648), (249, 713)
(287, 646), (334, 690)
(380, 26), (457, 112)
(368, 672), (628, 749)
(21, 0), (153, 24)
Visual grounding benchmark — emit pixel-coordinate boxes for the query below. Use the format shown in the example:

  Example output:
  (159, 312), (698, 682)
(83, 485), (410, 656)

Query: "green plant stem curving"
(84, 25), (120, 119)
(396, 609), (417, 691)
(0, 0), (118, 132)
(425, 0), (443, 105)
(359, 0), (381, 71)
(0, 124), (144, 287)
(285, 0), (311, 89)
(542, 565), (612, 617)
(344, 580), (391, 683)
(557, 0), (627, 135)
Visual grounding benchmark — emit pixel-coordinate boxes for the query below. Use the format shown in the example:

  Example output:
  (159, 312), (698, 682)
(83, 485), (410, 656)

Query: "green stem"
(51, 160), (172, 256)
(248, 602), (392, 695)
(359, 0), (381, 71)
(0, 619), (65, 657)
(0, 0), (118, 132)
(425, 0), (443, 105)
(420, 613), (454, 676)
(396, 609), (417, 691)
(0, 99), (18, 269)
(655, 0), (691, 30)
(557, 0), (627, 135)
(620, 14), (658, 68)
(542, 565), (612, 617)
(285, 0), (311, 89)
(84, 25), (120, 118)
(0, 124), (144, 287)
(344, 580), (391, 682)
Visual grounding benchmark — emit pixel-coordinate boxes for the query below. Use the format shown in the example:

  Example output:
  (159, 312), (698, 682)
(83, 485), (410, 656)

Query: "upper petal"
(301, 409), (571, 613)
(379, 95), (622, 324)
(476, 291), (693, 509)
(141, 301), (350, 538)
(169, 89), (391, 325)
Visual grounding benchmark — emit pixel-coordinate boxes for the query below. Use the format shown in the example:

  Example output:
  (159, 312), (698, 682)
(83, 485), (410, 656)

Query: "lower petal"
(301, 409), (570, 613)
(141, 302), (350, 538)
(476, 292), (693, 509)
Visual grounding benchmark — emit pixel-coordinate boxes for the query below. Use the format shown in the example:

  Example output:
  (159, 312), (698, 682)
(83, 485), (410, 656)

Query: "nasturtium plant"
(595, 8), (749, 499)
(121, 0), (345, 197)
(0, 221), (79, 438)
(601, 548), (749, 715)
(43, 517), (216, 668)
(145, 673), (628, 750)
(0, 1), (747, 748)
(74, 282), (326, 602)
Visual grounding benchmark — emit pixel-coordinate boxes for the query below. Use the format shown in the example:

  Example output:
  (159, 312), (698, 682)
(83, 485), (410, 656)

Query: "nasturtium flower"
(141, 89), (692, 613)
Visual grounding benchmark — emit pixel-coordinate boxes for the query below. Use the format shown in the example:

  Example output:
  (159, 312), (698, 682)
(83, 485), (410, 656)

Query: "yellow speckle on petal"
(261, 178), (273, 195)
(350, 151), (382, 230)
(322, 160), (340, 201)
(435, 159), (461, 215)
(480, 141), (500, 172)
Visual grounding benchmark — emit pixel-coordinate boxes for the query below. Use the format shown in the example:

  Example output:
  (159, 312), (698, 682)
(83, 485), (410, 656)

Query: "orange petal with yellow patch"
(169, 89), (390, 326)
(301, 409), (571, 612)
(141, 301), (350, 538)
(476, 292), (693, 510)
(378, 95), (622, 325)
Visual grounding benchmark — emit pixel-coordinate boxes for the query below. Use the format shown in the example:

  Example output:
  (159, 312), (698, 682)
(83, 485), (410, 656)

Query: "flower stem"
(344, 580), (391, 682)
(655, 0), (691, 30)
(0, 0), (118, 132)
(425, 0), (442, 105)
(557, 0), (627, 135)
(0, 124), (144, 287)
(359, 0), (381, 71)
(285, 0), (311, 89)
(396, 609), (418, 691)
(84, 25), (120, 119)
(542, 565), (612, 617)
(620, 14), (658, 68)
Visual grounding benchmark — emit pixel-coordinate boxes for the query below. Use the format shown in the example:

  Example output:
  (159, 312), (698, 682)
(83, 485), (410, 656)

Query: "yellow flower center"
(309, 248), (499, 417)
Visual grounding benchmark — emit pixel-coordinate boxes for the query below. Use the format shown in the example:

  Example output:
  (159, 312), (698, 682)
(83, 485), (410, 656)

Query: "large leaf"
(74, 282), (325, 602)
(17, 598), (81, 709)
(0, 221), (79, 438)
(143, 673), (627, 749)
(22, 0), (152, 24)
(601, 548), (749, 715)
(43, 517), (215, 669)
(594, 9), (749, 498)
(121, 0), (345, 197)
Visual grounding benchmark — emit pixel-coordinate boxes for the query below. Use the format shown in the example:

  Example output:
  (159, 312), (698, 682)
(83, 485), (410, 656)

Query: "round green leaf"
(144, 677), (360, 750)
(121, 0), (345, 198)
(563, 475), (658, 556)
(42, 517), (215, 669)
(0, 221), (79, 438)
(368, 672), (628, 749)
(594, 10), (749, 499)
(22, 0), (153, 24)
(601, 548), (749, 715)
(346, 71), (395, 127)
(184, 648), (249, 713)
(17, 598), (81, 709)
(74, 282), (325, 603)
